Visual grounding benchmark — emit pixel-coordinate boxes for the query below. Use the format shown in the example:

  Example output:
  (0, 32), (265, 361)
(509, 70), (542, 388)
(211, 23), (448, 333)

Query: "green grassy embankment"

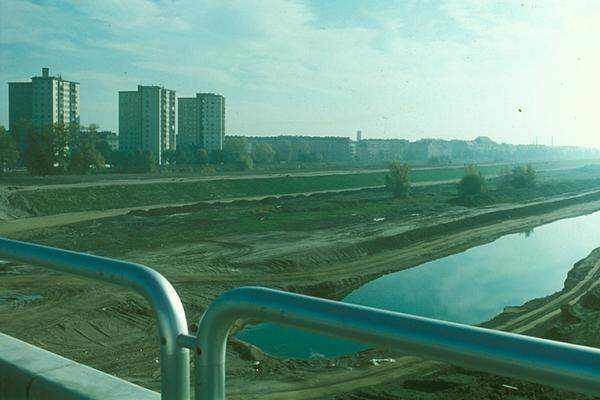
(7, 161), (600, 216)
(6, 168), (460, 215)
(19, 174), (600, 258)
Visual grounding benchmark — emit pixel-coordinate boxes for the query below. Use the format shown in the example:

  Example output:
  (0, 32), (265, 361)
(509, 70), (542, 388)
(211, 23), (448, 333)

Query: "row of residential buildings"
(118, 86), (225, 164)
(8, 68), (598, 166)
(240, 133), (599, 164)
(8, 68), (226, 164)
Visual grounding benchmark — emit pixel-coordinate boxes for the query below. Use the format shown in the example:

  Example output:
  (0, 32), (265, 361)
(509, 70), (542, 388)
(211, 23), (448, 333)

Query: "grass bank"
(8, 160), (600, 216)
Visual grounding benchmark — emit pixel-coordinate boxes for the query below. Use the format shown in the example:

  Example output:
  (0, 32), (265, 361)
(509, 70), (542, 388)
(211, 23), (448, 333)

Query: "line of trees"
(162, 137), (279, 172)
(0, 122), (159, 175)
(2, 123), (346, 176)
(1, 122), (78, 175)
(0, 126), (19, 172)
(383, 161), (539, 201)
(458, 164), (538, 198)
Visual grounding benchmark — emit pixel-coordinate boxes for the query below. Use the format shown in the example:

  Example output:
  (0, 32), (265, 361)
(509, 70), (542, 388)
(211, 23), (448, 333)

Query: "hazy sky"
(1, 0), (599, 147)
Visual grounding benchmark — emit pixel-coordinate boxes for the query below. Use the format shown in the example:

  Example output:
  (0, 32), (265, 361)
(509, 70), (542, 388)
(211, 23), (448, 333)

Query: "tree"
(135, 150), (156, 173)
(0, 126), (19, 172)
(95, 140), (113, 161)
(237, 154), (254, 171)
(291, 141), (311, 161)
(385, 160), (411, 197)
(496, 167), (513, 189)
(298, 151), (323, 163)
(195, 148), (209, 165)
(209, 149), (225, 164)
(273, 140), (292, 162)
(510, 164), (536, 188)
(458, 164), (486, 197)
(68, 140), (104, 174)
(252, 142), (275, 164)
(69, 127), (105, 174)
(224, 137), (250, 162)
(23, 123), (69, 175)
(110, 150), (155, 173)
(174, 145), (194, 164)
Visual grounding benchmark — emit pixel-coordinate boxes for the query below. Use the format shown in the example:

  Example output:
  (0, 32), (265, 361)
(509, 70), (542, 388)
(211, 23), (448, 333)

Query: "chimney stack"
(42, 67), (49, 77)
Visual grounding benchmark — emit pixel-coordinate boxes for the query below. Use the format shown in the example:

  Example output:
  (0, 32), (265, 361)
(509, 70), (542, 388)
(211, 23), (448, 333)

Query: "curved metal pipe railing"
(0, 238), (190, 400)
(195, 286), (600, 399)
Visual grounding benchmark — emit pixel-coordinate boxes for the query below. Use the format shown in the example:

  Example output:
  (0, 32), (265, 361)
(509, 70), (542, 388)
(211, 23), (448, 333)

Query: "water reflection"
(238, 211), (600, 358)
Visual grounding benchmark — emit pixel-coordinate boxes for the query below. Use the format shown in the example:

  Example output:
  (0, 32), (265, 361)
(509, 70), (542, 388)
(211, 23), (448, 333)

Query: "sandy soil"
(1, 188), (599, 398)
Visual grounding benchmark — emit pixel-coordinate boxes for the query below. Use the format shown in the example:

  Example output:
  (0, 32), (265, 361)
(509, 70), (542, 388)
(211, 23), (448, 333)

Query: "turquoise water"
(237, 211), (600, 358)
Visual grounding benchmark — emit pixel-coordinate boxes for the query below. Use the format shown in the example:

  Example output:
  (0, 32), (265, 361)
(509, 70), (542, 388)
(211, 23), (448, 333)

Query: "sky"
(0, 0), (599, 147)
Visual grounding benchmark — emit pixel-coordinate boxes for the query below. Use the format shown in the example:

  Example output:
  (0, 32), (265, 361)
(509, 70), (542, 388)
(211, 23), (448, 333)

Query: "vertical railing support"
(0, 238), (190, 400)
(195, 287), (600, 399)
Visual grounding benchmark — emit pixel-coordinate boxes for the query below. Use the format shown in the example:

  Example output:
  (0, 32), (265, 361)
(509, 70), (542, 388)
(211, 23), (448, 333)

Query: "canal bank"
(239, 210), (600, 358)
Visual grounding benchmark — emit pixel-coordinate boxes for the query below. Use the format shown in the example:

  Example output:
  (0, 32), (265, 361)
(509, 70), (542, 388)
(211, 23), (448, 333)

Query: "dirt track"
(223, 204), (600, 399)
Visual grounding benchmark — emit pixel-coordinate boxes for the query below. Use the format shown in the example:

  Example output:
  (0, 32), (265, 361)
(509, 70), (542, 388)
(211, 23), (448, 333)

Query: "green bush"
(510, 164), (537, 188)
(385, 160), (411, 197)
(237, 154), (254, 171)
(458, 165), (486, 197)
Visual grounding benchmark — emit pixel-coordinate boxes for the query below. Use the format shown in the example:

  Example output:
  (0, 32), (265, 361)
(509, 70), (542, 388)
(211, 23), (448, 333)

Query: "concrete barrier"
(0, 333), (159, 400)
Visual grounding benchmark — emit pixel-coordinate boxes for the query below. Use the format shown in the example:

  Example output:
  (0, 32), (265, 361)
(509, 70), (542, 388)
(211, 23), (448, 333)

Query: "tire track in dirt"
(227, 253), (600, 400)
(496, 256), (600, 332)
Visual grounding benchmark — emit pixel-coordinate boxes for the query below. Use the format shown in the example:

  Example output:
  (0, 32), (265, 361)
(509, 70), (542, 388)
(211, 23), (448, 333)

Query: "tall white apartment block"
(8, 67), (80, 133)
(119, 85), (176, 164)
(177, 93), (225, 151)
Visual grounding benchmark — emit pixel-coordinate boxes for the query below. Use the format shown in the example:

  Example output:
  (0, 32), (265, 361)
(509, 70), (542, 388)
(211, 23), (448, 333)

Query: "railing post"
(195, 287), (600, 399)
(0, 238), (190, 400)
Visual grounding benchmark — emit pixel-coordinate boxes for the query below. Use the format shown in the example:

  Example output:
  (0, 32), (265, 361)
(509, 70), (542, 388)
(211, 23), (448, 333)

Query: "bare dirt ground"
(1, 183), (599, 398)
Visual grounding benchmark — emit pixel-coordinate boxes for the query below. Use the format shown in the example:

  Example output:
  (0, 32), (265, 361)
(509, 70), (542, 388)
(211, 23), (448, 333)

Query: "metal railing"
(0, 238), (189, 400)
(192, 287), (600, 399)
(2, 239), (599, 400)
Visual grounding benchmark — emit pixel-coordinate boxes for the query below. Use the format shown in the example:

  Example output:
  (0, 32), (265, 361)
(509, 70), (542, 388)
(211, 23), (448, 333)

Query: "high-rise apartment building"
(118, 85), (176, 164)
(177, 93), (225, 151)
(8, 67), (80, 133)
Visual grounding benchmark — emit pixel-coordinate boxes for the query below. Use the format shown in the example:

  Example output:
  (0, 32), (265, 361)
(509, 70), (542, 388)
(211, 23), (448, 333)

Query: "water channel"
(238, 211), (600, 358)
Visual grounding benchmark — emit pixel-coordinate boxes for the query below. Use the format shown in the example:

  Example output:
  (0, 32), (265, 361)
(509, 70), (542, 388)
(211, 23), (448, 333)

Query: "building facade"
(8, 67), (80, 133)
(118, 85), (176, 164)
(177, 93), (225, 151)
(247, 136), (352, 162)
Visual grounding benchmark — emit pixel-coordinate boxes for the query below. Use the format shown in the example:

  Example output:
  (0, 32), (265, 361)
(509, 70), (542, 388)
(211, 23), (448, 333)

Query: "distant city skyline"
(1, 1), (599, 148)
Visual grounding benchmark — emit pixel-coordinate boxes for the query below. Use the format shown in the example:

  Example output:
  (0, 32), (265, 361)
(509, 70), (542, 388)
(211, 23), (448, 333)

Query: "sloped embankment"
(286, 190), (600, 297)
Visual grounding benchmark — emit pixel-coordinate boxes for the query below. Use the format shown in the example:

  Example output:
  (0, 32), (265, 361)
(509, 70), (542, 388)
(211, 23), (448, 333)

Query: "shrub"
(511, 164), (537, 188)
(385, 160), (411, 197)
(237, 154), (254, 171)
(458, 164), (486, 197)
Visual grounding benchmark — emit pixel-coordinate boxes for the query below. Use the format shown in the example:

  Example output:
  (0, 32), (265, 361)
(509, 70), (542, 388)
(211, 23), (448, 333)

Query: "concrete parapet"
(0, 332), (159, 400)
